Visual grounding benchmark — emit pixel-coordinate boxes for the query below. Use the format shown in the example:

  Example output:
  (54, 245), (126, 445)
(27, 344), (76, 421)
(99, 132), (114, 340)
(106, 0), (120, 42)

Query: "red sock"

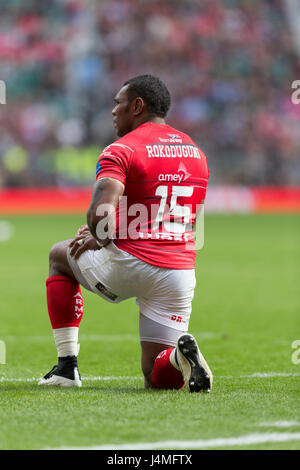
(46, 275), (84, 329)
(152, 348), (184, 390)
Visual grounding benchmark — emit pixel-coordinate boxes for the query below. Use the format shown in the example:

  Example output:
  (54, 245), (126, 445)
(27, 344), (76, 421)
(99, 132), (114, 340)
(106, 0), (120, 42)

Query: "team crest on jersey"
(168, 134), (182, 142)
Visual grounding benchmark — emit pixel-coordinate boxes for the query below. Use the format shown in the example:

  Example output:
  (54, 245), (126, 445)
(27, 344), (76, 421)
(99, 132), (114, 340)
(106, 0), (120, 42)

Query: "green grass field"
(0, 214), (299, 450)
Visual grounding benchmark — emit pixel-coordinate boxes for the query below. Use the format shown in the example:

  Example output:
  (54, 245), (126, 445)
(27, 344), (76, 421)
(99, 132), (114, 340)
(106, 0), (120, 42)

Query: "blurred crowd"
(0, 0), (299, 187)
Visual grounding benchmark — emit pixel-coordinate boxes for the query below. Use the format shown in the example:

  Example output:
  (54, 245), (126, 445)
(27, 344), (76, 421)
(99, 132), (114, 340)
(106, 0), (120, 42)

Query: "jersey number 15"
(152, 185), (193, 233)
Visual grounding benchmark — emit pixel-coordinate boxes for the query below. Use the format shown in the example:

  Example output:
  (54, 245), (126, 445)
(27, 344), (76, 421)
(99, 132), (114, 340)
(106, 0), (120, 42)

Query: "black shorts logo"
(95, 282), (118, 301)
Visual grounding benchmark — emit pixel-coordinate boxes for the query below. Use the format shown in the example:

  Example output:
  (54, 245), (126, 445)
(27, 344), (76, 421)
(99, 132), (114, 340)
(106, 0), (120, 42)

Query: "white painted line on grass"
(0, 377), (38, 383)
(258, 421), (300, 428)
(241, 372), (300, 378)
(0, 376), (141, 383)
(2, 334), (138, 343)
(215, 373), (300, 379)
(1, 372), (299, 383)
(57, 432), (300, 450)
(2, 332), (218, 343)
(217, 372), (300, 378)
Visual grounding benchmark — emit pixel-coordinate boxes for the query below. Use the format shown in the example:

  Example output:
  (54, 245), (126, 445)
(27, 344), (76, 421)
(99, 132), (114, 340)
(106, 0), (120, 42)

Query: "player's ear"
(132, 97), (145, 116)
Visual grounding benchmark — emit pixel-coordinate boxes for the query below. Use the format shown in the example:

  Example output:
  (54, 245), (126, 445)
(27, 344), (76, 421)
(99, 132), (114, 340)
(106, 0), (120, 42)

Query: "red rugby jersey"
(96, 122), (209, 269)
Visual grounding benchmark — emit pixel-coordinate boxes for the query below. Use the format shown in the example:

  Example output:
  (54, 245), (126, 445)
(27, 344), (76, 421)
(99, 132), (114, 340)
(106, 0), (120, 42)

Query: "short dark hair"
(123, 74), (171, 118)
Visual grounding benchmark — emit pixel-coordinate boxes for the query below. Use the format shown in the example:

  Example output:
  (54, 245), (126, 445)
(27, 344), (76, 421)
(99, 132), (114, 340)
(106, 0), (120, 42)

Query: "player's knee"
(49, 241), (68, 273)
(49, 242), (61, 267)
(48, 240), (76, 279)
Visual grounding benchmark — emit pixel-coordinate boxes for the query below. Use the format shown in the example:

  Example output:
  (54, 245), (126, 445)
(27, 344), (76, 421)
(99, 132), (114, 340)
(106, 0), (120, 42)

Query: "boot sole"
(177, 334), (212, 393)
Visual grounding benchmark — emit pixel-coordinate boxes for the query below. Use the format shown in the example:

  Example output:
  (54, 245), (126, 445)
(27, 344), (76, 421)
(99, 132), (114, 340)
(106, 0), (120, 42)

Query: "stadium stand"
(0, 0), (299, 189)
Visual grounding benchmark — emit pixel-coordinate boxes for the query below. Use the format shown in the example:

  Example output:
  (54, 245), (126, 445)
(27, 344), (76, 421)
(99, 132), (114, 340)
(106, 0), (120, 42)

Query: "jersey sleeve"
(96, 143), (133, 185)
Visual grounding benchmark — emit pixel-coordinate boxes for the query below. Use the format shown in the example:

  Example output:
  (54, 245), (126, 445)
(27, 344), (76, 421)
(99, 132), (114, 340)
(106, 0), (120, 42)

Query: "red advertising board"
(0, 187), (299, 214)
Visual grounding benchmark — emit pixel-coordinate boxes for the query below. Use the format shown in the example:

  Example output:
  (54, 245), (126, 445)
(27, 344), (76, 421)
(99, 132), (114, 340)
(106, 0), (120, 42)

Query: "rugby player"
(38, 75), (213, 392)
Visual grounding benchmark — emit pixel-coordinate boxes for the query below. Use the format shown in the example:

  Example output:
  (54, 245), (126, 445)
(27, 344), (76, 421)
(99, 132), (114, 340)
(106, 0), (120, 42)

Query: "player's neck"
(134, 116), (166, 130)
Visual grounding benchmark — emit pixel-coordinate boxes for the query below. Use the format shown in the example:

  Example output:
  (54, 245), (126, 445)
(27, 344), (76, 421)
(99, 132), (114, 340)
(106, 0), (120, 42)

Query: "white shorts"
(67, 242), (196, 346)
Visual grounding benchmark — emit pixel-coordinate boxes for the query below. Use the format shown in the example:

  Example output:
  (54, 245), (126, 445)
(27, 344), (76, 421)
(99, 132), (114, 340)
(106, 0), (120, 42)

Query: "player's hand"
(75, 225), (90, 237)
(69, 233), (101, 260)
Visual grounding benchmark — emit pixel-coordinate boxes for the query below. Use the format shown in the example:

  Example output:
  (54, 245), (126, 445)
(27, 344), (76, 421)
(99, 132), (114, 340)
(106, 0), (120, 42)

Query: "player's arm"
(69, 178), (124, 260)
(87, 177), (125, 246)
